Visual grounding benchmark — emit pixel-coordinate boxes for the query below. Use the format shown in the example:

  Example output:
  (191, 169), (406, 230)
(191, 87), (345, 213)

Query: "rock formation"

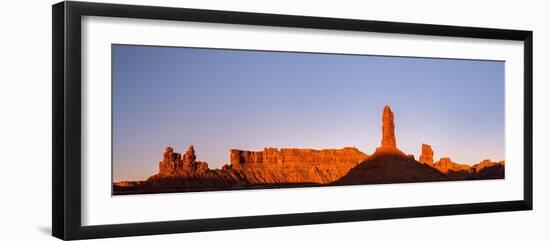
(113, 105), (505, 195)
(335, 106), (446, 185)
(470, 159), (505, 179)
(472, 159), (498, 172)
(157, 145), (209, 177)
(419, 144), (434, 166)
(146, 145), (247, 191)
(230, 147), (368, 184)
(374, 105), (404, 155)
(381, 105), (397, 147)
(131, 145), (368, 193)
(335, 151), (447, 185)
(433, 157), (471, 174)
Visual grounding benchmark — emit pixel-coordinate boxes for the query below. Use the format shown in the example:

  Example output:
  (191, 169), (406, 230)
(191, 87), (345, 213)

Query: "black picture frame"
(52, 1), (533, 240)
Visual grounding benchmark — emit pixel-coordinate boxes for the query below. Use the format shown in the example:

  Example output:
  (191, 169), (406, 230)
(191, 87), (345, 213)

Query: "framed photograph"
(52, 1), (533, 240)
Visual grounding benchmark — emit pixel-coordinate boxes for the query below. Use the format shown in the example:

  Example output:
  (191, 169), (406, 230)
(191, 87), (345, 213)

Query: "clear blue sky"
(112, 44), (505, 182)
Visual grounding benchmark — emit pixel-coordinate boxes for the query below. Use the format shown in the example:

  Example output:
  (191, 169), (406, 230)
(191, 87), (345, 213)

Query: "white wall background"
(0, 0), (547, 240)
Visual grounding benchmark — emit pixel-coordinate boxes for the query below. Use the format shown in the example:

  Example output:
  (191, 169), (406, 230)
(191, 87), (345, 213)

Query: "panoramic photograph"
(112, 44), (505, 195)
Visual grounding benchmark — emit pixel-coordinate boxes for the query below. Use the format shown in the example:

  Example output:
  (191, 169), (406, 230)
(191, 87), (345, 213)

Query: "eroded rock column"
(419, 144), (434, 165)
(381, 105), (396, 147)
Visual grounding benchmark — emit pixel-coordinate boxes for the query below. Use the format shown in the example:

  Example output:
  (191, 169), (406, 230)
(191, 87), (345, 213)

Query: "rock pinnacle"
(381, 105), (397, 147)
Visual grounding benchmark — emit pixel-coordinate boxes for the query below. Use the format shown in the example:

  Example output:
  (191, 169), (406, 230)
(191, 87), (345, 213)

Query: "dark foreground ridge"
(113, 105), (504, 195)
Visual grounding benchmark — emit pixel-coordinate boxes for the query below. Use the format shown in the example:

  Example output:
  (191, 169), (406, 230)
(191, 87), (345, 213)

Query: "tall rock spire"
(381, 105), (397, 147)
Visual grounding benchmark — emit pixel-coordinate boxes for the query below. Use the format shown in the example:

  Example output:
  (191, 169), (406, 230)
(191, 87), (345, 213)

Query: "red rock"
(419, 144), (434, 166)
(183, 145), (196, 163)
(157, 145), (210, 177)
(230, 147), (368, 184)
(195, 161), (209, 173)
(471, 159), (505, 179)
(381, 105), (396, 147)
(433, 157), (470, 174)
(335, 148), (446, 185)
(472, 159), (497, 172)
(113, 105), (505, 195)
(146, 145), (248, 192)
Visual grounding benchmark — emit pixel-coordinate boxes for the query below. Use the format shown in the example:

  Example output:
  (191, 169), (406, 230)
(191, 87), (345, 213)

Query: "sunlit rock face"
(147, 145), (247, 189)
(374, 105), (404, 156)
(230, 147), (368, 184)
(150, 145), (369, 186)
(433, 157), (470, 174)
(381, 105), (397, 148)
(419, 144), (434, 166)
(336, 107), (447, 185)
(157, 145), (207, 177)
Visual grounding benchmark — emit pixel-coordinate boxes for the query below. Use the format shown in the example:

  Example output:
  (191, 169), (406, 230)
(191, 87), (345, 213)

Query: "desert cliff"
(230, 147), (367, 184)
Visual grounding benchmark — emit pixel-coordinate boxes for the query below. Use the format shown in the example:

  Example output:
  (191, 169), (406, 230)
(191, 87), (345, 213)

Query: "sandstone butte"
(230, 147), (367, 184)
(114, 105), (505, 194)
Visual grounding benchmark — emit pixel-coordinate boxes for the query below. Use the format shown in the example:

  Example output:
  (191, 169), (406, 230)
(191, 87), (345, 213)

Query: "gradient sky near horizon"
(112, 44), (505, 182)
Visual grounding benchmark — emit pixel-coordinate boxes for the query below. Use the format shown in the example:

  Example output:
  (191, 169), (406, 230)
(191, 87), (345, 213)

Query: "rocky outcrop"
(146, 145), (247, 191)
(156, 145), (210, 177)
(471, 159), (505, 179)
(472, 159), (498, 172)
(419, 144), (434, 166)
(433, 157), (470, 174)
(374, 105), (402, 154)
(113, 105), (505, 195)
(336, 108), (446, 185)
(130, 145), (368, 194)
(430, 157), (506, 180)
(381, 105), (397, 147)
(230, 147), (368, 184)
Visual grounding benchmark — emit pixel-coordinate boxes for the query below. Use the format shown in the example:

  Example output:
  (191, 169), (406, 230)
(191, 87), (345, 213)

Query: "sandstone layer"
(230, 147), (368, 184)
(434, 157), (471, 174)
